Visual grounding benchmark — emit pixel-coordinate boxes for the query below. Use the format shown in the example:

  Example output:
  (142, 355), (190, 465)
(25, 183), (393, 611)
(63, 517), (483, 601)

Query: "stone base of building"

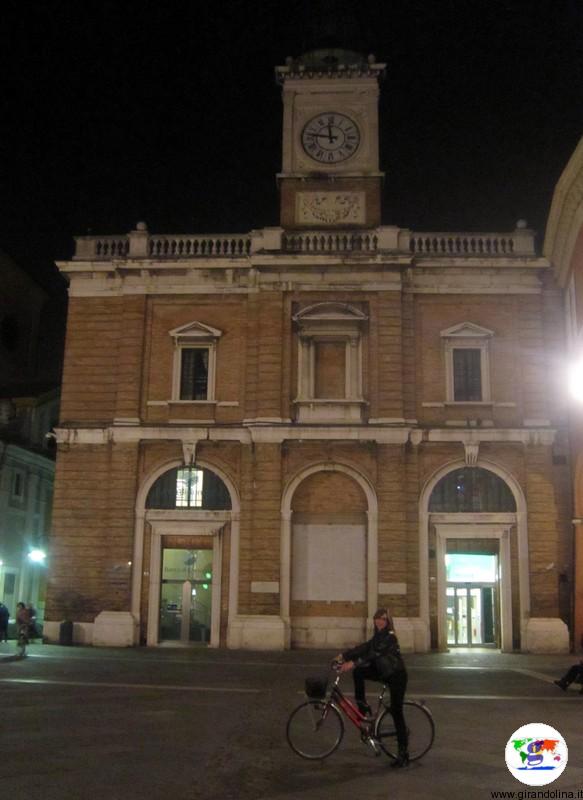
(288, 616), (431, 652)
(291, 616), (367, 649)
(393, 617), (431, 653)
(43, 620), (94, 645)
(523, 617), (570, 653)
(226, 614), (287, 650)
(92, 611), (139, 646)
(44, 613), (138, 646)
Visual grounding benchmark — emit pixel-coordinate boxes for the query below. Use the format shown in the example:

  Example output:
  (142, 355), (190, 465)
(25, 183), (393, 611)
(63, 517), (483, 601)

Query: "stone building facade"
(0, 250), (62, 630)
(545, 136), (583, 652)
(46, 49), (572, 652)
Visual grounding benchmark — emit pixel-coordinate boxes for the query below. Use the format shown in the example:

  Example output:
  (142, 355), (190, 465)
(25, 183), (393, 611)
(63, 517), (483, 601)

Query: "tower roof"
(276, 49), (385, 82)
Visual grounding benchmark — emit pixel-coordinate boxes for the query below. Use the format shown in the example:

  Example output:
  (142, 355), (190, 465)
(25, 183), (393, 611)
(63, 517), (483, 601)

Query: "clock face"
(301, 112), (360, 164)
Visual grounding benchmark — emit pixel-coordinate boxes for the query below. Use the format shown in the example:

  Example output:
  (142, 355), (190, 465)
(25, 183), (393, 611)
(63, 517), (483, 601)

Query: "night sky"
(2, 0), (582, 296)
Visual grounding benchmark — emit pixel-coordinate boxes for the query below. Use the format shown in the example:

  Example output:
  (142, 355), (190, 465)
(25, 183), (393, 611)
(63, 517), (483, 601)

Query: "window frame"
(441, 322), (494, 404)
(10, 468), (26, 504)
(292, 303), (368, 422)
(169, 321), (222, 403)
(294, 303), (367, 398)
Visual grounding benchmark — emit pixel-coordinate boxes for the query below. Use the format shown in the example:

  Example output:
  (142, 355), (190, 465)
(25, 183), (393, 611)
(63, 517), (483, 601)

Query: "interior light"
(202, 583), (209, 590)
(205, 572), (212, 579)
(191, 588), (197, 596)
(28, 549), (46, 563)
(0, 559), (3, 566)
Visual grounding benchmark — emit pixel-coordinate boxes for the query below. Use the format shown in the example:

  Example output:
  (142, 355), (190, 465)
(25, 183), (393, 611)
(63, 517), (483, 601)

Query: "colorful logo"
(505, 723), (568, 786)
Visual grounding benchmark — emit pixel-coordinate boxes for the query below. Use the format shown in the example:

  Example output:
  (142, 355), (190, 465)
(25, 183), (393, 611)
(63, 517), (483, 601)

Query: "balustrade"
(74, 226), (535, 259)
(410, 233), (517, 256)
(282, 231), (378, 253)
(148, 235), (250, 257)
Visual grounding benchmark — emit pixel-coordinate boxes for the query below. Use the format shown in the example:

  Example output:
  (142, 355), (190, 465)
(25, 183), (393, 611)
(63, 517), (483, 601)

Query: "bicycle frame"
(325, 672), (388, 733)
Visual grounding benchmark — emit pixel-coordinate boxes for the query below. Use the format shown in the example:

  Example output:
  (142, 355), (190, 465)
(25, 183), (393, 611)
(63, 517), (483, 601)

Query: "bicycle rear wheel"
(375, 700), (435, 761)
(286, 700), (344, 760)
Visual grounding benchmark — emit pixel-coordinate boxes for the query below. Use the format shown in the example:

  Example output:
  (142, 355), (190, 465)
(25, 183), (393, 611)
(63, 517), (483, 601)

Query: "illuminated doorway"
(445, 554), (498, 647)
(159, 548), (213, 644)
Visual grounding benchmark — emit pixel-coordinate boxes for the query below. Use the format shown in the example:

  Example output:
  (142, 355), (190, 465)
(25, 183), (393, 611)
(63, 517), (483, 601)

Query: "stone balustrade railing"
(149, 234), (251, 258)
(410, 232), (526, 256)
(73, 223), (536, 260)
(282, 231), (379, 253)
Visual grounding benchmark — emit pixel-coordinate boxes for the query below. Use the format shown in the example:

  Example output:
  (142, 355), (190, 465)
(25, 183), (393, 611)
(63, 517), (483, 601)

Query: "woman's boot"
(391, 748), (410, 768)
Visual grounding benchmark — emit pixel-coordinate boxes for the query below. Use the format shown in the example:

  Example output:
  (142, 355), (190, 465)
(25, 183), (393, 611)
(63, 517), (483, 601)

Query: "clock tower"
(275, 48), (386, 229)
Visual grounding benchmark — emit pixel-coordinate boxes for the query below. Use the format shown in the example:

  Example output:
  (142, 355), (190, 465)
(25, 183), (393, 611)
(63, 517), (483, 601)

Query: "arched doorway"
(420, 461), (527, 652)
(133, 462), (237, 648)
(281, 462), (378, 649)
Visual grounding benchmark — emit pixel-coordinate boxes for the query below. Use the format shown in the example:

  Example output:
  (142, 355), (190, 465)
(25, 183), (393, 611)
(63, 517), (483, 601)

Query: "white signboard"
(292, 524), (366, 602)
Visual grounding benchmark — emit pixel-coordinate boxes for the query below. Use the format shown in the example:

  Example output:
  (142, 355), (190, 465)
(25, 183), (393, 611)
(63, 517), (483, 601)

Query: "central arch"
(280, 461), (378, 648)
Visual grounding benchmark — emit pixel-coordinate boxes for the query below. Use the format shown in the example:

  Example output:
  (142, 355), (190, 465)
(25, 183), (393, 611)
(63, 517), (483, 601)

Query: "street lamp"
(28, 549), (46, 564)
(568, 359), (583, 403)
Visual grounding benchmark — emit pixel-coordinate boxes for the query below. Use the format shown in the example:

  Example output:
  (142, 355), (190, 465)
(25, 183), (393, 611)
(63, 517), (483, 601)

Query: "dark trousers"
(353, 664), (408, 751)
(0, 624), (7, 642)
(561, 664), (583, 685)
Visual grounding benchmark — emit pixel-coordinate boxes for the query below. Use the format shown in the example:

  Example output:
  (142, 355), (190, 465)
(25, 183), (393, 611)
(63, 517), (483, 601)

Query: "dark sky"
(2, 0), (582, 294)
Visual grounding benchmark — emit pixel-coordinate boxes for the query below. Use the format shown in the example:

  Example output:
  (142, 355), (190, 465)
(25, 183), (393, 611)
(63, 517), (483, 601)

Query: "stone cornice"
(58, 256), (548, 298)
(54, 423), (557, 448)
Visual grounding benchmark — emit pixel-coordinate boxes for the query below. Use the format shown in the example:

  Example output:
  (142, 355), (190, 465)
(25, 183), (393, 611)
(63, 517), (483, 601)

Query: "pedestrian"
(0, 602), (9, 642)
(337, 607), (409, 767)
(15, 602), (31, 652)
(554, 661), (583, 694)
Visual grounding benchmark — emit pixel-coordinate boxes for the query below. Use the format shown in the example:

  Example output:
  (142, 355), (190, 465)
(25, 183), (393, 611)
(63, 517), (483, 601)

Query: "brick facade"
(45, 49), (573, 653)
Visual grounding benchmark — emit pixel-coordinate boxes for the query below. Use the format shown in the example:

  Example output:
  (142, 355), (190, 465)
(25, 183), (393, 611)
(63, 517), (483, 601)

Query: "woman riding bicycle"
(337, 607), (409, 767)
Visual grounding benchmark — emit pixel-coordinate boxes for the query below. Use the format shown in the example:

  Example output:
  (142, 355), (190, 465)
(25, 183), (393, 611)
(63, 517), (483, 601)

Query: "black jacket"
(342, 626), (405, 680)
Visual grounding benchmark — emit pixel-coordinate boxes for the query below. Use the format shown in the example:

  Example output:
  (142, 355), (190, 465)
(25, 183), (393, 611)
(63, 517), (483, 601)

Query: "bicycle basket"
(305, 677), (328, 699)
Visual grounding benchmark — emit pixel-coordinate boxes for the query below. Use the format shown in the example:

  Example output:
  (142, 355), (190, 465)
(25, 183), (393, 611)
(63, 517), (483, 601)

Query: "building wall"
(47, 264), (572, 650)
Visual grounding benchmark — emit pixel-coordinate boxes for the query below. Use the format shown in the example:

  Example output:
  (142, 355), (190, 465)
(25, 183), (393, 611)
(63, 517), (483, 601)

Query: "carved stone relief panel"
(296, 191), (366, 225)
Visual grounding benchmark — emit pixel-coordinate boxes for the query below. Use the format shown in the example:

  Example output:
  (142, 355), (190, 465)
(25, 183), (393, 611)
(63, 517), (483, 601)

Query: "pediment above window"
(169, 321), (223, 342)
(293, 302), (368, 323)
(440, 322), (494, 339)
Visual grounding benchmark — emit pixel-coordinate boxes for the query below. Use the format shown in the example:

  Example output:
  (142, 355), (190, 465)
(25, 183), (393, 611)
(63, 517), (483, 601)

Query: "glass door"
(159, 548), (213, 644)
(446, 583), (497, 646)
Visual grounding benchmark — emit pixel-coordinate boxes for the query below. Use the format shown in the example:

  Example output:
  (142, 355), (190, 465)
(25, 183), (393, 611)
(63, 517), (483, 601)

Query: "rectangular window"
(180, 348), (209, 401)
(314, 341), (346, 399)
(11, 470), (25, 501)
(176, 468), (204, 507)
(453, 348), (482, 401)
(4, 573), (16, 595)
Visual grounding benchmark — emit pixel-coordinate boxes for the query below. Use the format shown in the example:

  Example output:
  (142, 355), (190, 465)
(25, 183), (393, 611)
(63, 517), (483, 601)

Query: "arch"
(146, 465), (231, 509)
(280, 461), (378, 645)
(428, 466), (516, 512)
(418, 458), (528, 652)
(132, 458), (241, 646)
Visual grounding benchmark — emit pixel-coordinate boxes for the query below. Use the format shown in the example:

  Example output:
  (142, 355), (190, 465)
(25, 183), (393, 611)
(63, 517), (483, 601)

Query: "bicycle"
(16, 624), (29, 658)
(286, 662), (435, 762)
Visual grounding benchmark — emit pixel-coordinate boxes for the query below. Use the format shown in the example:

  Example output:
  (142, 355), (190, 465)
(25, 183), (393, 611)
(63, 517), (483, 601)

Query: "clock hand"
(308, 130), (338, 142)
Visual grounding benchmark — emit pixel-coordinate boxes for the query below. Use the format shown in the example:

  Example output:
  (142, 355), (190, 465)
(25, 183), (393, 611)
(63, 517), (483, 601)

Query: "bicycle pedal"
(365, 737), (381, 756)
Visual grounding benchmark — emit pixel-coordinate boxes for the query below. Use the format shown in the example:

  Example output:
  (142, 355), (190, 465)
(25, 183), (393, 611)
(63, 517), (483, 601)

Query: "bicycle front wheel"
(286, 700), (344, 760)
(375, 700), (435, 761)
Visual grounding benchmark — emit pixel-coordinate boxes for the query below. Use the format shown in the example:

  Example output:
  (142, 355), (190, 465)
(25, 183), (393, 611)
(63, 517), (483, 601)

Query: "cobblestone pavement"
(0, 642), (581, 800)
